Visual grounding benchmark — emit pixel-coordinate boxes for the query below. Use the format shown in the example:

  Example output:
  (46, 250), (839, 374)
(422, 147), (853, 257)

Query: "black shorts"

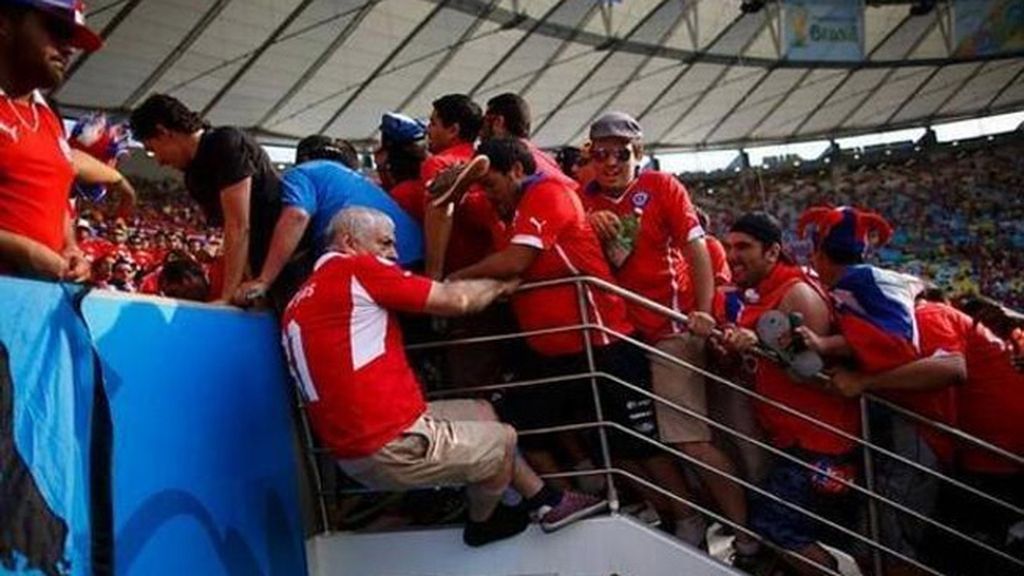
(494, 338), (659, 459)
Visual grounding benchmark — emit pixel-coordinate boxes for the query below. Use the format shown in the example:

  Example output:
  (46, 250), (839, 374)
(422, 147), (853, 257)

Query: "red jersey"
(580, 172), (705, 341)
(281, 253), (434, 458)
(389, 179), (425, 224)
(717, 263), (860, 455)
(80, 237), (115, 261)
(706, 234), (732, 286)
(420, 142), (498, 274)
(499, 174), (633, 357)
(916, 302), (1024, 474)
(526, 140), (578, 192)
(0, 90), (74, 270)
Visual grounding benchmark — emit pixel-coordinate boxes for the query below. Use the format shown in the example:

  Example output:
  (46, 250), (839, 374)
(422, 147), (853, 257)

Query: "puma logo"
(0, 122), (17, 142)
(528, 217), (546, 234)
(0, 342), (70, 576)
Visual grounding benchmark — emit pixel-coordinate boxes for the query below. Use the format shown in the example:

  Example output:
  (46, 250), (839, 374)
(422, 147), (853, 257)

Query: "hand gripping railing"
(297, 275), (1024, 576)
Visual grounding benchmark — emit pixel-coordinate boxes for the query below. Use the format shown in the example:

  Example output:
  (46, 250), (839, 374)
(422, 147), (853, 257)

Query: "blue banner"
(0, 279), (307, 576)
(954, 0), (1024, 57)
(783, 0), (864, 62)
(80, 293), (306, 576)
(0, 279), (96, 576)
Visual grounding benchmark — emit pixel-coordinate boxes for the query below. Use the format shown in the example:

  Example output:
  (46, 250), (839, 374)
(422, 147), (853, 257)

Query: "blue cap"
(7, 0), (103, 52)
(380, 112), (426, 144)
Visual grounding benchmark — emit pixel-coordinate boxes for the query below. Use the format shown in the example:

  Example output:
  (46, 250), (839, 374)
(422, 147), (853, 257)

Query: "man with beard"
(0, 0), (102, 281)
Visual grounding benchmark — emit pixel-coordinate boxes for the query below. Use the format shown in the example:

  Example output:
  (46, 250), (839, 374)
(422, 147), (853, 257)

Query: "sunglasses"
(591, 147), (633, 163)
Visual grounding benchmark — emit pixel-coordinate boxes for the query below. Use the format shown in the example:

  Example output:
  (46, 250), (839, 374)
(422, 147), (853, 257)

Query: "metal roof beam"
(59, 0), (145, 88)
(530, 0), (679, 139)
(121, 0), (232, 109)
(200, 0), (318, 117)
(317, 0), (452, 134)
(392, 0), (501, 119)
(650, 11), (774, 145)
(788, 10), (915, 137)
(983, 63), (1024, 114)
(467, 2), (562, 98)
(256, 1), (377, 128)
(558, 0), (696, 145)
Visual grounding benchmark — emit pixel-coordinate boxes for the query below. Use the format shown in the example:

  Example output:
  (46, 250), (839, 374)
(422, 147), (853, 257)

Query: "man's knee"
(474, 399), (500, 422)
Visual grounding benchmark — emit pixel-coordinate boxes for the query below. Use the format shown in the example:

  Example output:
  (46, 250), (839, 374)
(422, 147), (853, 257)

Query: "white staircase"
(306, 515), (743, 576)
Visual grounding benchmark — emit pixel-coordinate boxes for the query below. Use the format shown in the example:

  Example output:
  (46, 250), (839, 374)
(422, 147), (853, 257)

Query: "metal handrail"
(524, 275), (1024, 468)
(410, 314), (1024, 517)
(299, 274), (1024, 575)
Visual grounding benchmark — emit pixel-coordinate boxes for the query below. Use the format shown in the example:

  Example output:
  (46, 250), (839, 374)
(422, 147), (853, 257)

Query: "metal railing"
(296, 275), (1024, 576)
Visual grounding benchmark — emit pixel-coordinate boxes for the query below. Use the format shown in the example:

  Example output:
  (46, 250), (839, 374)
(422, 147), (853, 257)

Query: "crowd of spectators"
(683, 134), (1024, 310)
(74, 176), (223, 299)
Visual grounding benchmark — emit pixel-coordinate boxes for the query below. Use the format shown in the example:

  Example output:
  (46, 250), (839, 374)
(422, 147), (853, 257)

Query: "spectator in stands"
(717, 212), (861, 574)
(697, 207), (731, 286)
(450, 138), (699, 535)
(796, 205), (1023, 575)
(129, 94), (286, 303)
(232, 134), (423, 309)
(421, 93), (494, 279)
(376, 112), (427, 223)
(158, 256), (211, 302)
(480, 93), (576, 190)
(294, 134), (360, 171)
(0, 0), (101, 281)
(283, 206), (606, 547)
(579, 112), (750, 551)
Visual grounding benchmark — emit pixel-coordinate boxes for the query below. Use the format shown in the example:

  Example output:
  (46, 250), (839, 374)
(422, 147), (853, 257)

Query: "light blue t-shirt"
(281, 160), (424, 266)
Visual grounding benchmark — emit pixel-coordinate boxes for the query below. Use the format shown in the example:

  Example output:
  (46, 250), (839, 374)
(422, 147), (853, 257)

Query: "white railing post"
(574, 278), (620, 512)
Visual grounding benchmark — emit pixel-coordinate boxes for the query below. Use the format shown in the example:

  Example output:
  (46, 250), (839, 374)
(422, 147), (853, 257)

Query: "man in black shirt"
(130, 94), (303, 304)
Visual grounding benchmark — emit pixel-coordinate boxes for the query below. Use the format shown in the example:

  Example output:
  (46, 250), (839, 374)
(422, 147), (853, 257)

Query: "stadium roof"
(57, 0), (1024, 150)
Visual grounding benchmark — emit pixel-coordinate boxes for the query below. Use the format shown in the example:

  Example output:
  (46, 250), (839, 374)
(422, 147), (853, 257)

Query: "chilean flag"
(833, 264), (924, 373)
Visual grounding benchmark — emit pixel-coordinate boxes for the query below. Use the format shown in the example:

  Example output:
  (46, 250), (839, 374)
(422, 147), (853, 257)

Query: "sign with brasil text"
(954, 0), (1024, 57)
(783, 0), (864, 62)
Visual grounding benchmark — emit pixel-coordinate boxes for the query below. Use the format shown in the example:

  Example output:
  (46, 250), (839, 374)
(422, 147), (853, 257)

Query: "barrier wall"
(0, 278), (307, 576)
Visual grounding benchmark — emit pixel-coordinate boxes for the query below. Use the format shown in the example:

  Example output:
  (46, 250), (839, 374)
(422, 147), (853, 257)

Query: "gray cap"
(590, 111), (643, 140)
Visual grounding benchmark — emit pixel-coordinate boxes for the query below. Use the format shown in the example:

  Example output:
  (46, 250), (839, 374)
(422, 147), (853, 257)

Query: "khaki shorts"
(337, 399), (512, 490)
(649, 333), (712, 444)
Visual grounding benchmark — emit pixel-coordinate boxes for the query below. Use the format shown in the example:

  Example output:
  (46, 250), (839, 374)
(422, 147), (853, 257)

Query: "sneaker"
(536, 490), (609, 533)
(428, 155), (489, 207)
(730, 549), (782, 576)
(462, 504), (530, 547)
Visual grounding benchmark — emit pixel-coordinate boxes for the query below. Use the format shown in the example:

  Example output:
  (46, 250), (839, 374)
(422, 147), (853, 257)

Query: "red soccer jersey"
(281, 253), (434, 458)
(915, 302), (1024, 474)
(580, 172), (705, 342)
(716, 264), (861, 455)
(389, 179), (425, 224)
(526, 140), (578, 192)
(499, 174), (633, 357)
(0, 91), (74, 271)
(706, 234), (732, 286)
(420, 142), (498, 274)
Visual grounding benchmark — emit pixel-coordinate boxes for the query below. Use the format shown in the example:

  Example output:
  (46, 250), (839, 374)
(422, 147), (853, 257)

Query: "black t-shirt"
(184, 126), (282, 273)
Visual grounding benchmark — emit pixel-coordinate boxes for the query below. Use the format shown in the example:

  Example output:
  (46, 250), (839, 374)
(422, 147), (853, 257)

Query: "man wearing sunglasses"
(0, 0), (102, 280)
(580, 112), (756, 556)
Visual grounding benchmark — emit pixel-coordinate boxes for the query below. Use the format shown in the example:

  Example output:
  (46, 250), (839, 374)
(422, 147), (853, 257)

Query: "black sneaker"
(462, 504), (530, 547)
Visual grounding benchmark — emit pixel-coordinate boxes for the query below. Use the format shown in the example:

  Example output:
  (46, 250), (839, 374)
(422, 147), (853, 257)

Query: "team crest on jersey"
(631, 191), (650, 208)
(0, 121), (17, 142)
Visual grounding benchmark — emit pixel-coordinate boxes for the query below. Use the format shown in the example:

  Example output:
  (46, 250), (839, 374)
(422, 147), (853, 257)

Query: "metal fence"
(296, 275), (1024, 576)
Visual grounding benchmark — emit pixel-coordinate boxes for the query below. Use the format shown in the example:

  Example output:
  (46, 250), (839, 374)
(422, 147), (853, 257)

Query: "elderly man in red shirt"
(0, 0), (103, 280)
(284, 206), (606, 547)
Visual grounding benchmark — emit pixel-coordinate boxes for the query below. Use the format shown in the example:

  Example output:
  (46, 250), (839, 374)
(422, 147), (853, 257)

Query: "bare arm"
(61, 210), (90, 282)
(0, 230), (67, 279)
(254, 206), (310, 287)
(684, 237), (714, 313)
(830, 354), (966, 398)
(422, 278), (518, 317)
(448, 244), (538, 281)
(218, 178), (253, 301)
